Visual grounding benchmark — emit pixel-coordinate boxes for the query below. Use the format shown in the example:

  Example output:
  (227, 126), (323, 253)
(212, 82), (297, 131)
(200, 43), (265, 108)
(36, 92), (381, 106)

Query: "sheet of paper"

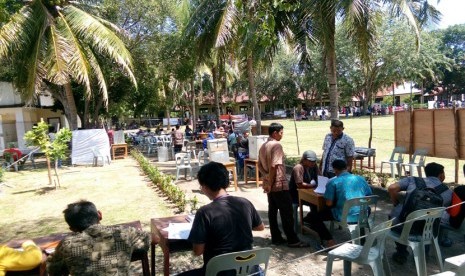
(314, 176), (329, 194)
(163, 223), (193, 240)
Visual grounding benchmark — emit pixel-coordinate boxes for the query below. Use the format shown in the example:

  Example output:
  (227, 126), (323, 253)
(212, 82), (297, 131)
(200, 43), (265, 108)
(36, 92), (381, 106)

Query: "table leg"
(299, 199), (304, 234)
(163, 248), (170, 276)
(151, 243), (155, 276)
(232, 165), (238, 191)
(255, 163), (259, 188)
(244, 162), (248, 184)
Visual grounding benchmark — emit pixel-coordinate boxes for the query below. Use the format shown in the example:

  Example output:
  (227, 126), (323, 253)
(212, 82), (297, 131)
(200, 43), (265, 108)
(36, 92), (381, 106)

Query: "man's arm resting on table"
(192, 244), (205, 256)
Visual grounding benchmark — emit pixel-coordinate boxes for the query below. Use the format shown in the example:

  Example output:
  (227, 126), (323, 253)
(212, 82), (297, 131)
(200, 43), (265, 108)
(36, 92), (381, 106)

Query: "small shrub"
(131, 149), (186, 213)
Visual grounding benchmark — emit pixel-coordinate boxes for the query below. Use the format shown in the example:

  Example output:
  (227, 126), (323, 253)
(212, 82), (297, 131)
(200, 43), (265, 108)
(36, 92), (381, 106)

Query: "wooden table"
(244, 158), (261, 187)
(150, 215), (192, 276)
(223, 161), (238, 191)
(111, 143), (128, 159)
(298, 189), (326, 234)
(6, 221), (150, 276)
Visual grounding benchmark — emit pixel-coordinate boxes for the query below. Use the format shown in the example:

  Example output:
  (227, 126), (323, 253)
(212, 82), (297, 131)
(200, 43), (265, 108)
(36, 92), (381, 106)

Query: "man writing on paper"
(178, 162), (264, 276)
(303, 159), (372, 249)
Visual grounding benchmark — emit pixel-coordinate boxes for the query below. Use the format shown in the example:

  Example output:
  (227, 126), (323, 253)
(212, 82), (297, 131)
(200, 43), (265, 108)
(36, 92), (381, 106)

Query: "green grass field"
(266, 115), (464, 184)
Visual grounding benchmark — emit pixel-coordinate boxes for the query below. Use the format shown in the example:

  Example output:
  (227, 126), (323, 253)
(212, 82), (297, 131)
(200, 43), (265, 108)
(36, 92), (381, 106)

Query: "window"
(199, 108), (209, 114)
(239, 106), (248, 111)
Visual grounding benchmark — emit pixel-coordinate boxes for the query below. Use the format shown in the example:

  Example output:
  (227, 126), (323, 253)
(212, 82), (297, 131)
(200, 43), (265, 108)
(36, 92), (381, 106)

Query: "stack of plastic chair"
(175, 152), (193, 181)
(387, 207), (446, 276)
(326, 219), (394, 276)
(380, 146), (407, 178)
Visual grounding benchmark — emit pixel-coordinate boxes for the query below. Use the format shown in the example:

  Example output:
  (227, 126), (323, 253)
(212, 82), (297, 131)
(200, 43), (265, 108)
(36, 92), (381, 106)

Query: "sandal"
(287, 241), (310, 248)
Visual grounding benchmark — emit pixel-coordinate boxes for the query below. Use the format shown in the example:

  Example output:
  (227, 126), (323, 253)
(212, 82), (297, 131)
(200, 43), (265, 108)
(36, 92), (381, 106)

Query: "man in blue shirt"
(303, 159), (372, 248)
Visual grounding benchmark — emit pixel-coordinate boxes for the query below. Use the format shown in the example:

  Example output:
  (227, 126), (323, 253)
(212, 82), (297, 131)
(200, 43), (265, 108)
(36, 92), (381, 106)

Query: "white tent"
(71, 129), (110, 165)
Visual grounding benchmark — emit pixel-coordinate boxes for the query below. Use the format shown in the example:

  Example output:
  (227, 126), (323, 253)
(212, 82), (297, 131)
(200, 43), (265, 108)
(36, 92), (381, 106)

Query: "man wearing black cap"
(320, 119), (355, 178)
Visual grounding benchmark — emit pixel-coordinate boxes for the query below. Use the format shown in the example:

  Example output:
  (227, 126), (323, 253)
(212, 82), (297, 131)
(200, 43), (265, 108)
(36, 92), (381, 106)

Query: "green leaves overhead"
(0, 0), (136, 112)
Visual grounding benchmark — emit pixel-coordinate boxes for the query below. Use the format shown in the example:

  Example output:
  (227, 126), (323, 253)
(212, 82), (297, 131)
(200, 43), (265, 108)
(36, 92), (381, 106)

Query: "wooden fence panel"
(433, 109), (457, 158)
(458, 109), (465, 159)
(413, 110), (434, 155)
(395, 111), (411, 151)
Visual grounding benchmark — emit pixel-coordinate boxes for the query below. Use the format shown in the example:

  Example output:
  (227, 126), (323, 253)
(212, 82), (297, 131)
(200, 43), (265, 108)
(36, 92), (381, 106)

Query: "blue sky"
(433, 0), (465, 28)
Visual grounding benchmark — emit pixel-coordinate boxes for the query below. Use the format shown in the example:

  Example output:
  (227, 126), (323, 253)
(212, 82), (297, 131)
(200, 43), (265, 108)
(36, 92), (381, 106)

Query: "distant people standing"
(258, 123), (308, 248)
(320, 120), (355, 178)
(172, 125), (184, 153)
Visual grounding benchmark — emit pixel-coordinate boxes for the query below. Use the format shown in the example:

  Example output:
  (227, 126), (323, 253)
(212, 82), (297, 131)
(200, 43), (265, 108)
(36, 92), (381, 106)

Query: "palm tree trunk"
(191, 77), (196, 132)
(325, 16), (339, 120)
(93, 96), (104, 128)
(247, 55), (261, 135)
(83, 97), (89, 128)
(64, 83), (79, 130)
(212, 66), (221, 126)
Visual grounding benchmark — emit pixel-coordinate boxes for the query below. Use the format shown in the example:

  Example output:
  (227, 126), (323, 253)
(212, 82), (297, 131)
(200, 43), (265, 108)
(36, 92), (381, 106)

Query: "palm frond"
(62, 5), (137, 88)
(85, 46), (108, 106)
(57, 9), (92, 94)
(45, 23), (71, 85)
(214, 0), (238, 47)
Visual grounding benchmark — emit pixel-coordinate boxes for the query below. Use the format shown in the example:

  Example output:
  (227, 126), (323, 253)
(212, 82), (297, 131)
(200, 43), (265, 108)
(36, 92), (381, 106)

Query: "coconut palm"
(0, 0), (136, 129)
(299, 0), (441, 119)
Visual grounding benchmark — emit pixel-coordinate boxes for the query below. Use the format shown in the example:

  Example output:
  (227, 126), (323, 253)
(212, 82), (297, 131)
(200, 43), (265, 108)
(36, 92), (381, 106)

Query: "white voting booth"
(248, 135), (268, 160)
(71, 129), (111, 165)
(207, 139), (229, 163)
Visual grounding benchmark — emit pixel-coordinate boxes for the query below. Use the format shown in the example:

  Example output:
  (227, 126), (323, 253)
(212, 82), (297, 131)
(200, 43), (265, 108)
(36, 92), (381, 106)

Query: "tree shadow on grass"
(0, 216), (67, 243)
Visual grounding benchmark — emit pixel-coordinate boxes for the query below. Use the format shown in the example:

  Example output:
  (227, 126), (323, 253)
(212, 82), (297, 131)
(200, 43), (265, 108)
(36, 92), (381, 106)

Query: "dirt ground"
(1, 154), (464, 275)
(151, 155), (465, 276)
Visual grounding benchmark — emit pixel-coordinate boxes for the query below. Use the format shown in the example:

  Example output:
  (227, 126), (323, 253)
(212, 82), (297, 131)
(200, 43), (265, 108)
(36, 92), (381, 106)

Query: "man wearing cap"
(289, 150), (319, 232)
(320, 119), (355, 178)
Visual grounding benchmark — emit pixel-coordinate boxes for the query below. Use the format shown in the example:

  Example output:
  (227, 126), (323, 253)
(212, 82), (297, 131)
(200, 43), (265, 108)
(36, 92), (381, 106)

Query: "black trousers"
(304, 208), (335, 241)
(267, 190), (299, 244)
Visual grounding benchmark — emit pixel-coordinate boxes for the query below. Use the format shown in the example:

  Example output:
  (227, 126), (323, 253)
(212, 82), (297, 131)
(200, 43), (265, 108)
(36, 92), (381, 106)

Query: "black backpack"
(397, 177), (448, 234)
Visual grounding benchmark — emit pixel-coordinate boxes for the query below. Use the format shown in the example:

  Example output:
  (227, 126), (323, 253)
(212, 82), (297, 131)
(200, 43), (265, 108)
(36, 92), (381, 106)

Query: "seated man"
(303, 159), (372, 248)
(388, 162), (452, 264)
(46, 200), (150, 275)
(289, 150), (318, 233)
(178, 162), (265, 276)
(0, 240), (42, 275)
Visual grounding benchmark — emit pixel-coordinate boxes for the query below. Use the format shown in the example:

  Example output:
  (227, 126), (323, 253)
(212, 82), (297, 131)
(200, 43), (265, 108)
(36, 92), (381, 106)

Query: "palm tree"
(0, 0), (136, 129)
(299, 0), (441, 119)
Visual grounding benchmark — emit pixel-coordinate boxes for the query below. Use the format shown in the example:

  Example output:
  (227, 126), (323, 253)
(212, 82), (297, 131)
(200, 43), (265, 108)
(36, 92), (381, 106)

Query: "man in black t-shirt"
(177, 162), (264, 276)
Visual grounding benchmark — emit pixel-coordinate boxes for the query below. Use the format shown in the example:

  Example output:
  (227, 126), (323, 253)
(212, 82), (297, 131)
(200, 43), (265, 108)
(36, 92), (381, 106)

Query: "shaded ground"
(1, 154), (464, 275)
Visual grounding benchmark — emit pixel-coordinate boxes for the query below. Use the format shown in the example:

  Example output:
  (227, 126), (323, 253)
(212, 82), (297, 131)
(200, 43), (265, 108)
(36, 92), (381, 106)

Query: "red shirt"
(3, 148), (22, 161)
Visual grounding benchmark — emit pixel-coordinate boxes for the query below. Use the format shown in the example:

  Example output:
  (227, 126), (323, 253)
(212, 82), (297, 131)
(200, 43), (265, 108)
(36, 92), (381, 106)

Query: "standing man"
(46, 200), (150, 275)
(179, 162), (264, 275)
(258, 123), (308, 247)
(320, 119), (355, 178)
(303, 159), (372, 248)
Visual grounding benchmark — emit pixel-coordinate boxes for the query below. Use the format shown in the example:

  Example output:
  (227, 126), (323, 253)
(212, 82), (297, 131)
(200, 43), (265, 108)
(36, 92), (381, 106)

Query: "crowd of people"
(2, 119), (465, 275)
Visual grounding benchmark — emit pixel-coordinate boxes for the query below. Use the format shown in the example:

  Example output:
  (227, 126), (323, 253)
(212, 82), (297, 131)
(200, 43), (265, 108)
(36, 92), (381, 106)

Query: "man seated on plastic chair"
(177, 162), (265, 276)
(302, 159), (372, 249)
(388, 162), (453, 264)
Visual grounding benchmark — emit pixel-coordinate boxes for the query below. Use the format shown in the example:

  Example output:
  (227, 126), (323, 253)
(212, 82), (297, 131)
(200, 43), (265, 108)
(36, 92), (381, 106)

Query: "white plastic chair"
(91, 147), (111, 166)
(387, 207), (446, 276)
(205, 247), (272, 276)
(330, 195), (379, 245)
(146, 137), (158, 156)
(380, 146), (406, 178)
(175, 152), (193, 181)
(401, 148), (428, 177)
(326, 219), (394, 276)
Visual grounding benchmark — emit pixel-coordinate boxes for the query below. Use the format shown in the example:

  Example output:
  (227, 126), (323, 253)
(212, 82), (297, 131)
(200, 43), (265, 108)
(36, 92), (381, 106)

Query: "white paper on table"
(163, 223), (193, 239)
(315, 176), (329, 194)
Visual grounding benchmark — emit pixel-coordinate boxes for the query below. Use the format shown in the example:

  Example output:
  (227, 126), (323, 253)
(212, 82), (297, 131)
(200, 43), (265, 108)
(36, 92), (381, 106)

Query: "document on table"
(314, 176), (329, 194)
(164, 223), (193, 239)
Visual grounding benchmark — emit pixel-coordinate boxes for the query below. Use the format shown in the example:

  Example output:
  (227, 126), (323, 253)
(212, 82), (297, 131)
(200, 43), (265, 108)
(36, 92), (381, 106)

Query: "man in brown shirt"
(258, 123), (307, 247)
(172, 125), (184, 153)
